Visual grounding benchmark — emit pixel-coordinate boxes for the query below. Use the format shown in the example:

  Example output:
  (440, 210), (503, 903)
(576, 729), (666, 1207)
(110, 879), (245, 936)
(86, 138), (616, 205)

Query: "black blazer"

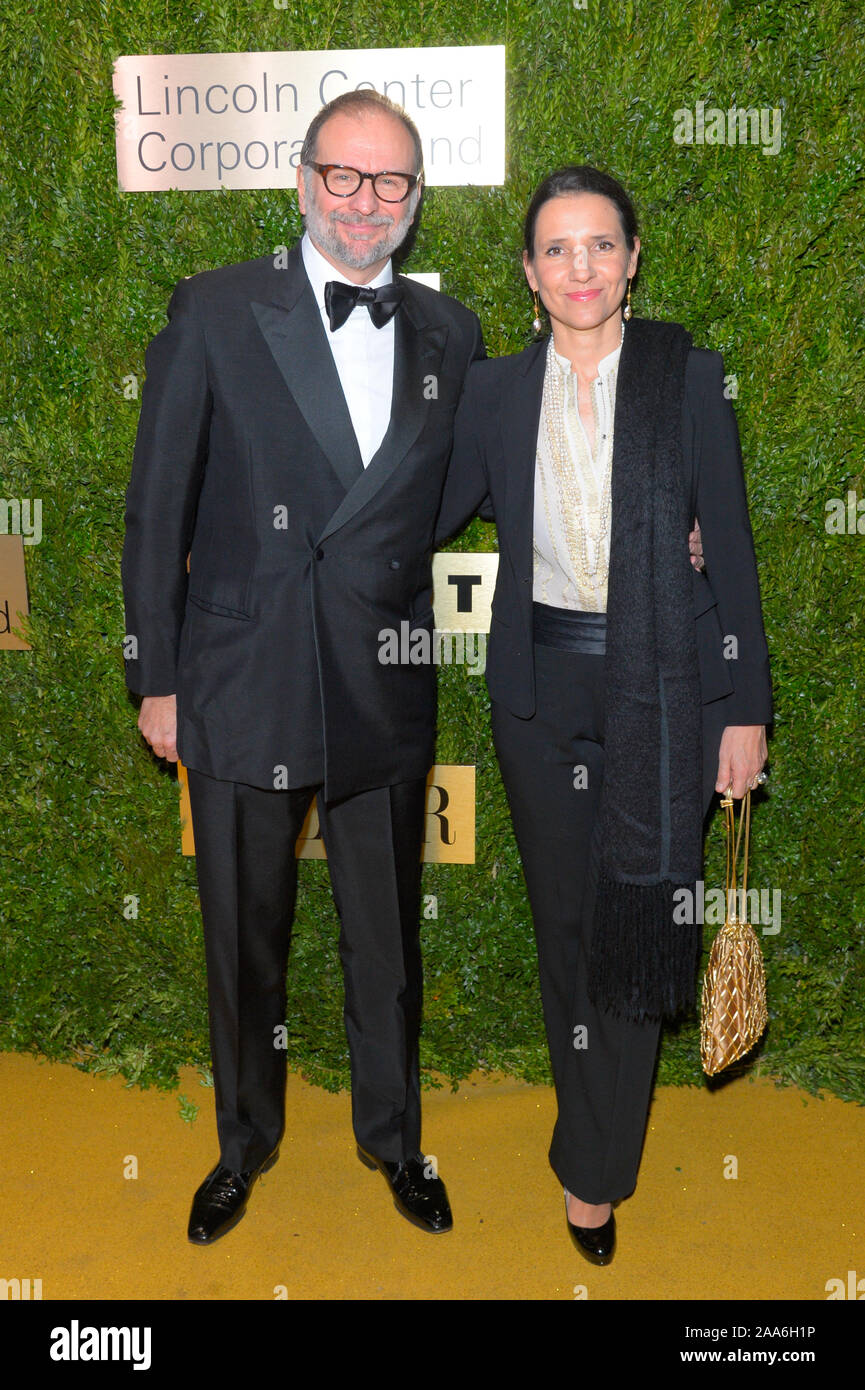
(122, 242), (485, 799)
(435, 334), (772, 726)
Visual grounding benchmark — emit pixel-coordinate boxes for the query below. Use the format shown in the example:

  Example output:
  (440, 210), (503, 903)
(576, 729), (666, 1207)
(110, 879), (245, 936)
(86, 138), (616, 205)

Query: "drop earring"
(623, 279), (632, 321)
(532, 290), (543, 334)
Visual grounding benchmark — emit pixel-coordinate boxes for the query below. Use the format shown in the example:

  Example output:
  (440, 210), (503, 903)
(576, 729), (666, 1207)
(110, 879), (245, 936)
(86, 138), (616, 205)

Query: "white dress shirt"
(301, 232), (395, 468)
(533, 335), (623, 612)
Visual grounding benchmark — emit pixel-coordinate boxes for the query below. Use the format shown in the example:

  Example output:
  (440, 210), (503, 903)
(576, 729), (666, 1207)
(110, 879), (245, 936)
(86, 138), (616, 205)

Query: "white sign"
(404, 272), (441, 291)
(113, 47), (505, 191)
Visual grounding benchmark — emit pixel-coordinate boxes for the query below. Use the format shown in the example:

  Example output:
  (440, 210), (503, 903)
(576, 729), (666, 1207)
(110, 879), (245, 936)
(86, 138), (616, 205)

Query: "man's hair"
(300, 89), (424, 176)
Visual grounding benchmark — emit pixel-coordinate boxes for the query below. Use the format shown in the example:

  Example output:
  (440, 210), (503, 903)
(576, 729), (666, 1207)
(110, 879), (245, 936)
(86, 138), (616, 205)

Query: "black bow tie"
(324, 279), (404, 332)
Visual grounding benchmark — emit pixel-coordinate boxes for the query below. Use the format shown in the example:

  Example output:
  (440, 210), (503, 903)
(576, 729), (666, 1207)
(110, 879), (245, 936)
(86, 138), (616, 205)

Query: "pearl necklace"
(536, 326), (622, 609)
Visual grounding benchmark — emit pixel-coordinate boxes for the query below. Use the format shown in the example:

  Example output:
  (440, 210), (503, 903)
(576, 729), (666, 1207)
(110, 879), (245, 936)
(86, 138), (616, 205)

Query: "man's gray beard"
(302, 176), (417, 271)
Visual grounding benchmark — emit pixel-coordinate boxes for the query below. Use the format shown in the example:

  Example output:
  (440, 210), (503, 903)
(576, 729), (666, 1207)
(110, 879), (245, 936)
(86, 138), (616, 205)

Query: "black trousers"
(491, 642), (725, 1204)
(186, 769), (427, 1173)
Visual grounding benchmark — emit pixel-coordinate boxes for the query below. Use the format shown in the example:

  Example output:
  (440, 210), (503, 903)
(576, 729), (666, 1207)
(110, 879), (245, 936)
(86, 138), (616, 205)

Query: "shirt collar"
(596, 339), (624, 377)
(301, 231), (394, 309)
(551, 327), (624, 382)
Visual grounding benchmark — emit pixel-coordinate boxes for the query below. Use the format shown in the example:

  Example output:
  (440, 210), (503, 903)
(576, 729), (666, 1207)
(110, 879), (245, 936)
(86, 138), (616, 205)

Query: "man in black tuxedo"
(122, 90), (484, 1243)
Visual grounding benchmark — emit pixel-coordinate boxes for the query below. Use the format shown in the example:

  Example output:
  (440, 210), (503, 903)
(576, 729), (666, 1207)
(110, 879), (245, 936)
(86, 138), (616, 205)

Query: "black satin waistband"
(532, 602), (607, 654)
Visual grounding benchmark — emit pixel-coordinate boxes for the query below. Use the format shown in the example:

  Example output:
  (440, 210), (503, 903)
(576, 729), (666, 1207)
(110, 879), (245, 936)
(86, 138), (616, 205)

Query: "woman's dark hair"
(523, 166), (639, 259)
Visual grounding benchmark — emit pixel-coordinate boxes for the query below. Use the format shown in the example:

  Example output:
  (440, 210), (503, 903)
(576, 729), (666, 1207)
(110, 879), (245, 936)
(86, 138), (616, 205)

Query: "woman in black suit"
(436, 167), (771, 1264)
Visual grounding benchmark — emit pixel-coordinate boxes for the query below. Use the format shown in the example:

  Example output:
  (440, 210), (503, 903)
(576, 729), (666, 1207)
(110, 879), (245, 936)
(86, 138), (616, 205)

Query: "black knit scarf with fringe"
(586, 317), (703, 1023)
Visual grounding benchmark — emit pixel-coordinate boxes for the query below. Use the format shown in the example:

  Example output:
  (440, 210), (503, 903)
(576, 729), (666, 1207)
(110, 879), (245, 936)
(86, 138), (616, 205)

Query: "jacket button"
(389, 559), (400, 570)
(315, 548), (324, 560)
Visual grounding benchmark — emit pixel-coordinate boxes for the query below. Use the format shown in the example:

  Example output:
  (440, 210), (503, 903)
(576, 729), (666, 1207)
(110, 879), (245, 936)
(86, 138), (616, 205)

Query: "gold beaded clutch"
(700, 787), (769, 1076)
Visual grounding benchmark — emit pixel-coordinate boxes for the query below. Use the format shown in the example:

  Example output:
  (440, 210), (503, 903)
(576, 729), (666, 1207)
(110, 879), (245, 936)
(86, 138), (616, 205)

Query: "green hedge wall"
(1, 0), (863, 1104)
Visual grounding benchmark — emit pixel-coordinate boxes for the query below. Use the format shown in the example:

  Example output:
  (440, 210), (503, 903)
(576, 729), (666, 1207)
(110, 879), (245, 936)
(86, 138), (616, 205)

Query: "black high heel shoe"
(564, 1189), (616, 1265)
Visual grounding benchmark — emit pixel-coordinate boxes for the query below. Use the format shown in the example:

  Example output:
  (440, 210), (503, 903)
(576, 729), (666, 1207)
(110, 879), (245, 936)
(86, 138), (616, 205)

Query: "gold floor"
(2, 1051), (861, 1301)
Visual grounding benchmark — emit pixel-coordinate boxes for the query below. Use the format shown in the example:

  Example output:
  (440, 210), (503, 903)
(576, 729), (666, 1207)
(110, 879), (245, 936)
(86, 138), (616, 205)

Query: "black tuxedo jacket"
(435, 334), (772, 725)
(122, 243), (484, 799)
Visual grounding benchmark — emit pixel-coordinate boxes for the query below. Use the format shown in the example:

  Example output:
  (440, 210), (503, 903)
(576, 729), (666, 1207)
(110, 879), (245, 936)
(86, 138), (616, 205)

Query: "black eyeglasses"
(307, 162), (421, 203)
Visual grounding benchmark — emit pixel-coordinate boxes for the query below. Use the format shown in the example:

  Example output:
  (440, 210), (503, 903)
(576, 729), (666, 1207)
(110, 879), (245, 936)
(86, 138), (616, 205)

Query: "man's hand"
(716, 725), (768, 798)
(689, 518), (704, 571)
(138, 694), (178, 762)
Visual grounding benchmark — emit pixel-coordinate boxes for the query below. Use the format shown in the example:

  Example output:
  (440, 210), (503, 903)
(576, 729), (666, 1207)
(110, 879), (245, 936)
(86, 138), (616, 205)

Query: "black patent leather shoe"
(564, 1190), (616, 1265)
(187, 1150), (279, 1245)
(357, 1146), (453, 1233)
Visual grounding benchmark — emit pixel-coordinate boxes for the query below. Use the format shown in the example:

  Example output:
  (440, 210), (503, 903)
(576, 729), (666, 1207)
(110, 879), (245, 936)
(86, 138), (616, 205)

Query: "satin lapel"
(250, 251), (364, 494)
(500, 339), (548, 580)
(315, 284), (448, 545)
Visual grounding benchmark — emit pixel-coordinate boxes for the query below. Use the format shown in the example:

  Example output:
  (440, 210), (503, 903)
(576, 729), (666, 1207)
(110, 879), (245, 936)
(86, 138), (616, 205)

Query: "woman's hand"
(716, 725), (768, 798)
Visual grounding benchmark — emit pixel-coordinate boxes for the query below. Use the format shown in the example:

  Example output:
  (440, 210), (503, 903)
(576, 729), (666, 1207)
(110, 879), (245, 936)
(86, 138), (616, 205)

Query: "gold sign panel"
(432, 552), (499, 632)
(0, 535), (31, 650)
(423, 765), (475, 864)
(178, 762), (475, 864)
